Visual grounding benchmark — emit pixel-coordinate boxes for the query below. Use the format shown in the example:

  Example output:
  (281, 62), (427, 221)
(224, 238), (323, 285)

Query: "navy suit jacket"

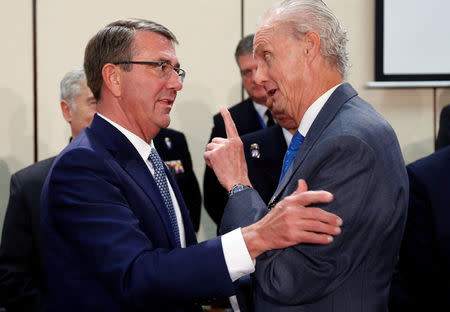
(154, 128), (202, 232)
(397, 146), (450, 311)
(40, 115), (234, 312)
(204, 98), (264, 228)
(0, 157), (55, 312)
(221, 83), (409, 311)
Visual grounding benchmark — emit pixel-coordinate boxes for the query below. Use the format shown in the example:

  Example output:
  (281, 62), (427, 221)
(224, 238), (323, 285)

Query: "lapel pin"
(164, 137), (172, 150)
(250, 143), (260, 159)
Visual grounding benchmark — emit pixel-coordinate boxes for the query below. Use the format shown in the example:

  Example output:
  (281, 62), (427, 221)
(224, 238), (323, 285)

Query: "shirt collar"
(298, 83), (341, 137)
(97, 113), (154, 161)
(281, 127), (294, 146)
(253, 101), (268, 117)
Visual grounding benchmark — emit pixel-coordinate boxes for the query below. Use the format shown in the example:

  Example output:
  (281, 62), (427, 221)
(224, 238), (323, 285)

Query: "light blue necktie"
(148, 148), (181, 248)
(278, 132), (304, 185)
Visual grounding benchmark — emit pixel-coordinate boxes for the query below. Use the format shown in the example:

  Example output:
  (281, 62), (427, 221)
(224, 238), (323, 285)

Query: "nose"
(167, 70), (183, 91)
(254, 61), (268, 86)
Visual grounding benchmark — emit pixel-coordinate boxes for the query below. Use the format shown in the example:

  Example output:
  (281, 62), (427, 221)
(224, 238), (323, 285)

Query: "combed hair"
(262, 0), (349, 76)
(60, 68), (86, 111)
(235, 34), (255, 63)
(84, 18), (178, 100)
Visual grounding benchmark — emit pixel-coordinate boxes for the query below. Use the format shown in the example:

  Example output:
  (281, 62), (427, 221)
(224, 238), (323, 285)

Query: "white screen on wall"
(384, 0), (450, 75)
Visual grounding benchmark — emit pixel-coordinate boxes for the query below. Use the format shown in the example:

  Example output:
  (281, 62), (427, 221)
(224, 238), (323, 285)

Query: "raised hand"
(204, 107), (251, 190)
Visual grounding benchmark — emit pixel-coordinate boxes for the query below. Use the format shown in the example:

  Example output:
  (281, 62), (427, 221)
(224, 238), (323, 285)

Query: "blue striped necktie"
(278, 132), (304, 185)
(148, 148), (181, 247)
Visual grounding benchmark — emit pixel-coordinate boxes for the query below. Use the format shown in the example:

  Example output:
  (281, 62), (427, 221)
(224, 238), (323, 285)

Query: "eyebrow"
(253, 42), (264, 55)
(156, 57), (180, 68)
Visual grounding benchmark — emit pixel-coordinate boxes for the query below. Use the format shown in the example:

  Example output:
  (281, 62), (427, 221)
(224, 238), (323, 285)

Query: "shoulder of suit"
(14, 156), (56, 176)
(12, 156), (56, 184)
(408, 146), (450, 174)
(155, 128), (186, 143)
(241, 125), (282, 143)
(213, 98), (253, 121)
(441, 105), (450, 120)
(158, 127), (183, 136)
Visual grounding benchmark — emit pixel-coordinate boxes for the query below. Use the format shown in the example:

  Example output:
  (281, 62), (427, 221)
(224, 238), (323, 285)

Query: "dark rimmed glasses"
(113, 61), (186, 83)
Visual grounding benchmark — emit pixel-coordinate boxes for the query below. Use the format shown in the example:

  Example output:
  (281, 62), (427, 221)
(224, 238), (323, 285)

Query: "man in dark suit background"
(154, 127), (202, 232)
(204, 34), (274, 229)
(436, 104), (450, 150)
(205, 1), (408, 310)
(389, 105), (450, 311)
(394, 145), (450, 312)
(0, 68), (96, 311)
(39, 18), (342, 312)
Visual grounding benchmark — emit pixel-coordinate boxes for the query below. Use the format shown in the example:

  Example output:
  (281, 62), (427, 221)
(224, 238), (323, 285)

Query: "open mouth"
(159, 99), (174, 105)
(267, 88), (278, 97)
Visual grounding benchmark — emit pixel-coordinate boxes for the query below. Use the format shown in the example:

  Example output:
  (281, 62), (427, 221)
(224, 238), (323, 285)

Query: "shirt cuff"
(221, 227), (255, 282)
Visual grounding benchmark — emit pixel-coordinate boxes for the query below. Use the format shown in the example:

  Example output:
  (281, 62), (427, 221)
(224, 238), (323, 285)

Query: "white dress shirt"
(253, 101), (270, 126)
(297, 84), (341, 137)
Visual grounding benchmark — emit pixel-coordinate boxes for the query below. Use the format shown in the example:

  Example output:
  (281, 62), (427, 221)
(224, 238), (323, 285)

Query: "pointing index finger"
(220, 106), (239, 139)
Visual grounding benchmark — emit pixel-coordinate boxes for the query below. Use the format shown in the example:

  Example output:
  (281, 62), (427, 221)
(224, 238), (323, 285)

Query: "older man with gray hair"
(59, 68), (97, 140)
(205, 0), (408, 311)
(0, 68), (96, 311)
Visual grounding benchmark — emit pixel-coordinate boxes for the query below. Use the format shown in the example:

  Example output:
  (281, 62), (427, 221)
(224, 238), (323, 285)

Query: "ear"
(60, 100), (73, 123)
(303, 31), (321, 61)
(102, 63), (122, 97)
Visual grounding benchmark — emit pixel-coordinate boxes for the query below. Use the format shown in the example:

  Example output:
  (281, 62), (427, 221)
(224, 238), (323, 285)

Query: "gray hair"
(60, 68), (87, 111)
(84, 18), (178, 100)
(262, 0), (349, 76)
(235, 34), (255, 63)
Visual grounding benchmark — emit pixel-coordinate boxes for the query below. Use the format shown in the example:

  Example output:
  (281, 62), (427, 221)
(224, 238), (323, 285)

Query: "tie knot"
(289, 132), (304, 151)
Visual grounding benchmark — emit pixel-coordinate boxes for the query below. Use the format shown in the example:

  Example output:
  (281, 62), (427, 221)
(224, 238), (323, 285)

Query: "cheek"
(242, 77), (252, 89)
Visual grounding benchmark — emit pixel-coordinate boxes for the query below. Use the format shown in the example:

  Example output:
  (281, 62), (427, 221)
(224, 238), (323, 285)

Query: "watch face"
(228, 184), (249, 197)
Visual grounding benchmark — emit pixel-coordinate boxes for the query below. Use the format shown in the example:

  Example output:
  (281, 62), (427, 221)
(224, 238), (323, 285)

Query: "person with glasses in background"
(39, 18), (342, 312)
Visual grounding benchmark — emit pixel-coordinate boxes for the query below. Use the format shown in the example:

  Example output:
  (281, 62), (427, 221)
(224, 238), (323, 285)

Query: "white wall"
(1, 0), (448, 239)
(0, 2), (34, 230)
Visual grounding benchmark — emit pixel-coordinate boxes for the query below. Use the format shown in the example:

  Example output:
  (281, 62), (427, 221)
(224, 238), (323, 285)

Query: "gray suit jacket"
(221, 83), (409, 311)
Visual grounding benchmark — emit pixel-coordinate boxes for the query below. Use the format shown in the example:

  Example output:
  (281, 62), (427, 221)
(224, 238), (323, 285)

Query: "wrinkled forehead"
(253, 21), (274, 52)
(253, 16), (284, 54)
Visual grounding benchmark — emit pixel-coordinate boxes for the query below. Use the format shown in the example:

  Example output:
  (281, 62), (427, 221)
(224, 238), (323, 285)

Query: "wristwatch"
(228, 183), (251, 197)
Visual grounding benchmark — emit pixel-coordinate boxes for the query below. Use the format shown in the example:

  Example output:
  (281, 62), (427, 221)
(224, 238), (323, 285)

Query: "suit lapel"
(88, 115), (179, 247)
(271, 83), (358, 203)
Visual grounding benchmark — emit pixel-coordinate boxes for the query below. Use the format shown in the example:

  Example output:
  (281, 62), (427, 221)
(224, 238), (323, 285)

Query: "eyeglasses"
(113, 61), (186, 83)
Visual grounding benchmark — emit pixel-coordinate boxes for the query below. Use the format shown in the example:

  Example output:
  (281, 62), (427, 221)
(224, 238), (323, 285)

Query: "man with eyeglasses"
(40, 19), (342, 312)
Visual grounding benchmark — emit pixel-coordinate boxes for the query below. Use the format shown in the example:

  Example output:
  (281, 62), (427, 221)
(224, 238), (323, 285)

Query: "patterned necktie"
(266, 110), (275, 127)
(278, 132), (304, 185)
(148, 148), (181, 247)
